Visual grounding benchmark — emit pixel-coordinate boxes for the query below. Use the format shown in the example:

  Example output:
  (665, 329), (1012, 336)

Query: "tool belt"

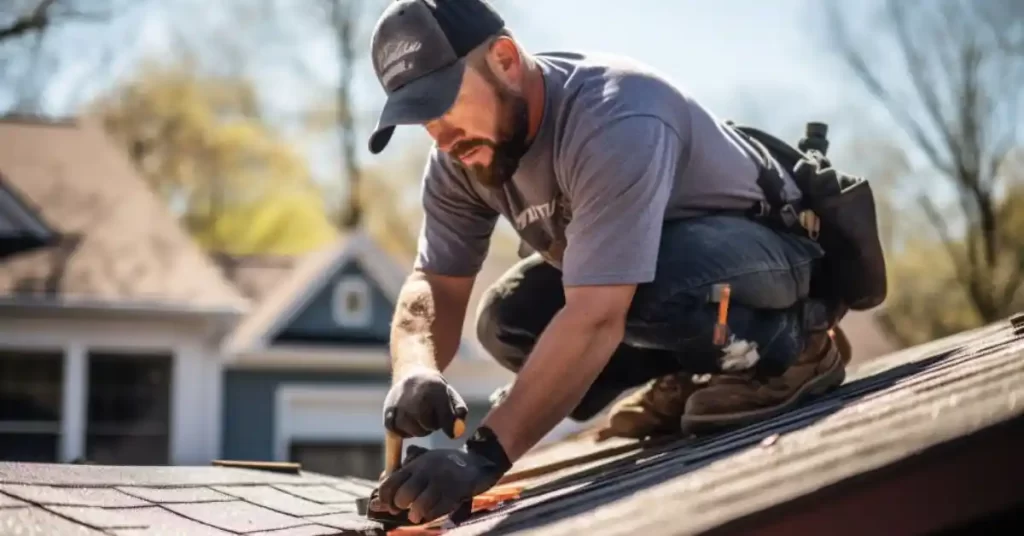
(725, 121), (889, 314)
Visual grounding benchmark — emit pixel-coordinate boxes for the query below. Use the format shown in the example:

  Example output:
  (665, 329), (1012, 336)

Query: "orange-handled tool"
(712, 283), (731, 346)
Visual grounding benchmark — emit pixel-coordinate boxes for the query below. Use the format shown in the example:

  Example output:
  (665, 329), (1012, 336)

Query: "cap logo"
(377, 39), (423, 88)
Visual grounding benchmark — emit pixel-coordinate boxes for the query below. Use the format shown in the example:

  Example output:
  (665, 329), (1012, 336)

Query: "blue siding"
(221, 369), (390, 461)
(221, 370), (493, 461)
(273, 260), (394, 346)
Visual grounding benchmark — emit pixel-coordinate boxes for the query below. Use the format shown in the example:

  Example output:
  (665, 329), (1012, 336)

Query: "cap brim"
(368, 59), (467, 154)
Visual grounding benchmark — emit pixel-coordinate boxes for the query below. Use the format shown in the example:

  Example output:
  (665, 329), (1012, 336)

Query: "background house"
(0, 116), (247, 466)
(0, 115), (516, 477)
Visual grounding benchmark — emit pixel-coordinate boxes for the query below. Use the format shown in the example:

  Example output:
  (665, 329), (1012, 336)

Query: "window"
(332, 275), (372, 328)
(0, 351), (63, 462)
(85, 353), (171, 465)
(289, 441), (383, 480)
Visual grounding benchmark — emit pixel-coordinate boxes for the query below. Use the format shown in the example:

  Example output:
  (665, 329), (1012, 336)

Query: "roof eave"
(0, 297), (247, 324)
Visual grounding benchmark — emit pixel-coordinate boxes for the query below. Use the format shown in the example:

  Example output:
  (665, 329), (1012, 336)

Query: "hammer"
(357, 419), (466, 526)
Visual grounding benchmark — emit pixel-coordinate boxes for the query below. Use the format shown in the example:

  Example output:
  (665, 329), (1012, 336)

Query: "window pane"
(85, 353), (171, 465)
(0, 433), (59, 462)
(290, 442), (383, 480)
(0, 351), (63, 421)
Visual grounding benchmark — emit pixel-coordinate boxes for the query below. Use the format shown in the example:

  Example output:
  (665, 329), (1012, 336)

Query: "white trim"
(227, 346), (391, 372)
(170, 344), (221, 465)
(331, 275), (372, 328)
(273, 384), (431, 463)
(60, 344), (87, 462)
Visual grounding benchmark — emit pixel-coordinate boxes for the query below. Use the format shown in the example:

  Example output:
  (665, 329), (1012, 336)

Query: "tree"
(87, 61), (338, 255)
(824, 0), (1024, 336)
(0, 0), (147, 114)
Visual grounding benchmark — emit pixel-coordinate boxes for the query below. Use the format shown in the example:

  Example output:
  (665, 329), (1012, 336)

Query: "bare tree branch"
(825, 0), (1024, 325)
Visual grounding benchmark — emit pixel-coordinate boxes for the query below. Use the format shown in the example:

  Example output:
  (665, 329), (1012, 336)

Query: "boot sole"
(681, 355), (846, 434)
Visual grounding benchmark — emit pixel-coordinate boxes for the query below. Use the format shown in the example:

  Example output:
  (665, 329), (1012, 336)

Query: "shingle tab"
(165, 500), (309, 533)
(247, 525), (348, 536)
(213, 485), (346, 516)
(0, 485), (150, 507)
(46, 506), (156, 529)
(0, 492), (27, 508)
(305, 512), (380, 532)
(116, 486), (233, 504)
(273, 484), (363, 504)
(105, 507), (236, 536)
(0, 506), (107, 535)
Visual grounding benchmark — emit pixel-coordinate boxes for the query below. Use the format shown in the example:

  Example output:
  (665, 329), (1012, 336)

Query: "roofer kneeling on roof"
(370, 0), (888, 524)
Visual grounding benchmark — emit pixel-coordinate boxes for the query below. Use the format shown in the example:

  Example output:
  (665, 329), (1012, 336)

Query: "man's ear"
(485, 37), (524, 91)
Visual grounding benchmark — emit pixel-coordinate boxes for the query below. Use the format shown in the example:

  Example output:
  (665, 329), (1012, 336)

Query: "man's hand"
(384, 366), (468, 438)
(378, 447), (504, 524)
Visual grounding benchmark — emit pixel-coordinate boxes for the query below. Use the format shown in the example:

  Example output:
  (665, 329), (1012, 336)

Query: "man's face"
(424, 54), (529, 189)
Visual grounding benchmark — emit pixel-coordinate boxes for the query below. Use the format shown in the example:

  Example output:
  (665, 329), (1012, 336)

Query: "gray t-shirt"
(414, 51), (802, 286)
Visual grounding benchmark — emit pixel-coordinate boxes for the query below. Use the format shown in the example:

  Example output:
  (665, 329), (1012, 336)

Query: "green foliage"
(87, 60), (338, 255)
(878, 183), (1024, 346)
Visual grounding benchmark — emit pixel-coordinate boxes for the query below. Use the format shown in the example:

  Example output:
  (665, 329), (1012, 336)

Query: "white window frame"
(0, 317), (222, 466)
(331, 275), (373, 328)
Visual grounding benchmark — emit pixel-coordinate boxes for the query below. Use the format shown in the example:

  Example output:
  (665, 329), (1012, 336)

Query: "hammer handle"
(383, 431), (403, 478)
(381, 418), (466, 479)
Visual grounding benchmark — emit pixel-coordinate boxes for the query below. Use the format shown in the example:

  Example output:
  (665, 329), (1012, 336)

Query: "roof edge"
(0, 297), (247, 321)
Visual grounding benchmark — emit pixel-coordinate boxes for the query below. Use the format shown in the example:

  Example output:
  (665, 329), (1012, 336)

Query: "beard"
(450, 81), (530, 190)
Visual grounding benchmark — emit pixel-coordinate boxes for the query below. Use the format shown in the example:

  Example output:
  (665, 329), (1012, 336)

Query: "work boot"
(681, 328), (848, 434)
(594, 372), (707, 440)
(833, 325), (853, 366)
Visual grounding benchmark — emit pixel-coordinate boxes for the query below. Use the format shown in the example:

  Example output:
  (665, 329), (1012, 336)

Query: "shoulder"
(541, 52), (692, 162)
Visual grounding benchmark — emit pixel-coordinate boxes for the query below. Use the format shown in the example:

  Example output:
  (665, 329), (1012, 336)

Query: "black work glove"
(383, 366), (468, 438)
(378, 427), (512, 525)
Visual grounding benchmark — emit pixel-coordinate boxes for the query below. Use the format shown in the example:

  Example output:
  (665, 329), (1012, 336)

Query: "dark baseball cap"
(367, 0), (505, 154)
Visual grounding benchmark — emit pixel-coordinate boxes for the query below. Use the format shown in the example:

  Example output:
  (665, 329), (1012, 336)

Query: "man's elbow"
(562, 285), (635, 338)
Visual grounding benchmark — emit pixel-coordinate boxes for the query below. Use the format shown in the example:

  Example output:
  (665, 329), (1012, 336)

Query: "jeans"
(475, 215), (827, 396)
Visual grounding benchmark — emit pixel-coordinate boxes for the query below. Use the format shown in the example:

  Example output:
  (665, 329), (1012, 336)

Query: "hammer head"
(357, 488), (415, 527)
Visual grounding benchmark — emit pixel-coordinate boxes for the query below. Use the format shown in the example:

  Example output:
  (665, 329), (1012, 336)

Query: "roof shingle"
(0, 116), (246, 312)
(0, 463), (383, 535)
(432, 315), (1024, 535)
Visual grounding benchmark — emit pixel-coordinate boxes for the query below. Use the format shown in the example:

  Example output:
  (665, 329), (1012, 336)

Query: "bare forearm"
(481, 307), (623, 461)
(390, 272), (468, 377)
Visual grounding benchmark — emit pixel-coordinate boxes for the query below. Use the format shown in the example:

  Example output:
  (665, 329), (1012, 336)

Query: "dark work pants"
(475, 215), (828, 398)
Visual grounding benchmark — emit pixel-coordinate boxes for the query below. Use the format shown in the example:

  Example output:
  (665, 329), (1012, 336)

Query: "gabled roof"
(0, 461), (380, 534)
(221, 229), (523, 362)
(401, 313), (1024, 535)
(223, 230), (405, 355)
(0, 116), (247, 314)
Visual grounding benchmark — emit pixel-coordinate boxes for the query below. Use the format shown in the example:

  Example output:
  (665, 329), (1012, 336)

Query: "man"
(369, 0), (851, 524)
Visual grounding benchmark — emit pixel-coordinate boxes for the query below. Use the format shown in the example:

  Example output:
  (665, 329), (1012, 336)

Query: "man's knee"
(475, 287), (525, 372)
(623, 215), (825, 369)
(474, 256), (564, 372)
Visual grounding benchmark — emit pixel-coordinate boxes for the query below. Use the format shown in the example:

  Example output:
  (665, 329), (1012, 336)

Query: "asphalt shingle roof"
(2, 313), (1019, 535)
(0, 464), (380, 535)
(0, 116), (246, 311)
(440, 313), (1024, 535)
